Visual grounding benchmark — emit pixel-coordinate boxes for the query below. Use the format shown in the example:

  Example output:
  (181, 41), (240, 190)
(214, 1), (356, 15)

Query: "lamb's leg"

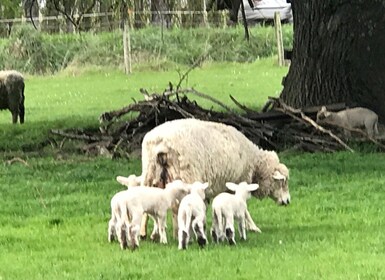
(130, 214), (142, 250)
(157, 215), (168, 244)
(225, 216), (236, 246)
(108, 218), (116, 242)
(245, 209), (261, 233)
(178, 227), (186, 250)
(172, 204), (179, 239)
(193, 218), (207, 248)
(118, 220), (128, 250)
(239, 217), (247, 241)
(210, 209), (220, 243)
(140, 213), (148, 239)
(150, 217), (159, 242)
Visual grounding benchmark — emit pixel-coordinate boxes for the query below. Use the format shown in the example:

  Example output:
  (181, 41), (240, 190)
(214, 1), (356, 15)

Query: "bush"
(0, 24), (293, 74)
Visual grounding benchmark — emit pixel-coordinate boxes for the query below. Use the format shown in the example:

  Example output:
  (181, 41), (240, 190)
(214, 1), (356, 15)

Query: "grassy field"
(0, 58), (287, 152)
(1, 58), (385, 279)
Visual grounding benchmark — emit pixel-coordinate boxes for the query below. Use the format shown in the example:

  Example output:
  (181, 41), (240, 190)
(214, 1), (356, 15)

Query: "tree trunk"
(281, 0), (385, 122)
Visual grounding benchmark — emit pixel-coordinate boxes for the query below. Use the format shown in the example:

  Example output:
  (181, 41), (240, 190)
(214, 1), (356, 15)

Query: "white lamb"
(316, 106), (379, 137)
(139, 118), (290, 238)
(116, 174), (142, 187)
(115, 180), (190, 250)
(107, 174), (142, 245)
(177, 181), (209, 250)
(211, 182), (259, 245)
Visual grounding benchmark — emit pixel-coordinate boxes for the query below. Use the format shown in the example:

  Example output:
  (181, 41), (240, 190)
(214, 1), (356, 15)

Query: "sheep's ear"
(272, 171), (286, 181)
(225, 182), (238, 192)
(116, 176), (130, 186)
(320, 106), (327, 112)
(247, 183), (259, 192)
(202, 182), (209, 190)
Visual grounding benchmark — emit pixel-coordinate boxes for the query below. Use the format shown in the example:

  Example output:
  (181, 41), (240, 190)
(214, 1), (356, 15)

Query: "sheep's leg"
(150, 215), (160, 242)
(118, 220), (128, 250)
(172, 204), (179, 239)
(11, 111), (18, 124)
(239, 217), (247, 241)
(108, 218), (116, 242)
(178, 227), (187, 250)
(211, 208), (223, 243)
(157, 215), (168, 244)
(225, 216), (236, 246)
(245, 209), (261, 233)
(210, 210), (218, 243)
(193, 218), (207, 248)
(140, 213), (148, 239)
(129, 214), (142, 250)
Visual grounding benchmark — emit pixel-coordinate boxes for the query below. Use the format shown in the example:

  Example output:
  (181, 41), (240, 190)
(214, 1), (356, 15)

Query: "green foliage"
(0, 24), (293, 74)
(0, 25), (58, 74)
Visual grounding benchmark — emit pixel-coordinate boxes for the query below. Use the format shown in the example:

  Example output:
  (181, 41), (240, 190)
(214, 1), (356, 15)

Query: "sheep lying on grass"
(140, 118), (290, 238)
(211, 182), (259, 245)
(316, 106), (379, 137)
(177, 181), (209, 250)
(111, 180), (190, 250)
(0, 70), (25, 124)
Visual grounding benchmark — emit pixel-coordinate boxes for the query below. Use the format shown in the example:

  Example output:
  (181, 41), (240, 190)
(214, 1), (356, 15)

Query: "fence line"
(0, 10), (220, 24)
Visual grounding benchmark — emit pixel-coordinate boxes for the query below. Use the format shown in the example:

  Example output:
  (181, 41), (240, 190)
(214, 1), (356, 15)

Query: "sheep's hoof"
(150, 233), (160, 242)
(225, 228), (236, 246)
(140, 234), (147, 240)
(131, 244), (139, 251)
(211, 230), (218, 243)
(120, 242), (128, 250)
(197, 237), (207, 248)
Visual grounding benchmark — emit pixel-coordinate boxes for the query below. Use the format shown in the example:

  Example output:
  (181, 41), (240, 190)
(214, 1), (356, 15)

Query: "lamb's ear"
(320, 106), (327, 112)
(116, 176), (130, 186)
(247, 183), (259, 192)
(272, 171), (286, 181)
(225, 182), (238, 192)
(202, 182), (209, 190)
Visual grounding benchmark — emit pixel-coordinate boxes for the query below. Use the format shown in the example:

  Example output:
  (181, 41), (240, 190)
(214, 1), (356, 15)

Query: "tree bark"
(281, 0), (385, 121)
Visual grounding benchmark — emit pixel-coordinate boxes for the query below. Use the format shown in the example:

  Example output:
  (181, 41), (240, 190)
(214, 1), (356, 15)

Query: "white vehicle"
(238, 0), (293, 23)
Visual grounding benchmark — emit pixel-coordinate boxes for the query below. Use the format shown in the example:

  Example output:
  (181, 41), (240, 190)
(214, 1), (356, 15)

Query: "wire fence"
(0, 11), (231, 36)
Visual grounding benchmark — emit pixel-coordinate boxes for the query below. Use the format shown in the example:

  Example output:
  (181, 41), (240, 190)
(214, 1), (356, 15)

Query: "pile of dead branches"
(50, 87), (385, 158)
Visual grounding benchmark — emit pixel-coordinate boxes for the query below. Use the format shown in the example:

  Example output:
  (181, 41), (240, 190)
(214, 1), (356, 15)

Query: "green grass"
(0, 58), (288, 152)
(1, 59), (385, 279)
(1, 153), (385, 279)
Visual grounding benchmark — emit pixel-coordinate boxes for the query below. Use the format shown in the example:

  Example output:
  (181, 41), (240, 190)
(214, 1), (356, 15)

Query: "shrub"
(0, 24), (293, 74)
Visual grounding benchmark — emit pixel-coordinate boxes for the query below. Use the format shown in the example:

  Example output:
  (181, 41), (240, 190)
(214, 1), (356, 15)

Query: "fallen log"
(50, 87), (384, 157)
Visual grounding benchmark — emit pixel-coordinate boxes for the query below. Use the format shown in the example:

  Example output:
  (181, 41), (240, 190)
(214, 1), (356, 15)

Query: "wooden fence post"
(123, 8), (132, 74)
(274, 12), (285, 66)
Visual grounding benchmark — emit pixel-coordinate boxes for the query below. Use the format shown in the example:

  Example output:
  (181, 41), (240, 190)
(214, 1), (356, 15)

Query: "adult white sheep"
(139, 118), (290, 238)
(0, 70), (25, 124)
(211, 182), (259, 245)
(177, 181), (209, 250)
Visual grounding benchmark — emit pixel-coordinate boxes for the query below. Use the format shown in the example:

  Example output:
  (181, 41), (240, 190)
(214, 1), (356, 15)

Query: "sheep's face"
(316, 106), (333, 123)
(270, 165), (290, 206)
